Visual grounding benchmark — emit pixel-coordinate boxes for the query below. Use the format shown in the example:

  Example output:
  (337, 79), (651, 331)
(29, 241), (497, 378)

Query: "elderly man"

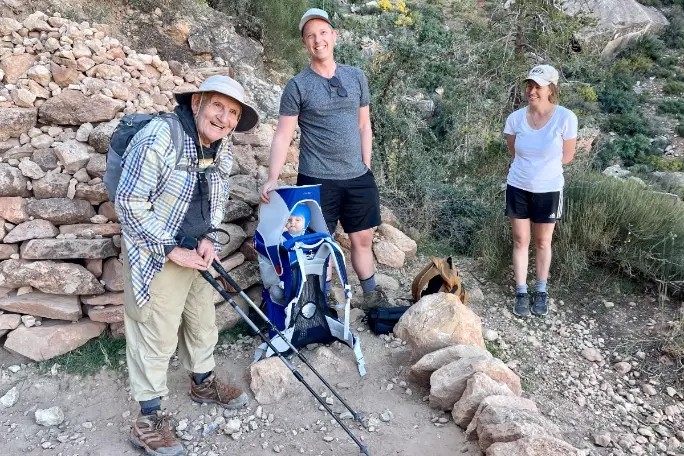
(116, 75), (259, 455)
(260, 8), (387, 310)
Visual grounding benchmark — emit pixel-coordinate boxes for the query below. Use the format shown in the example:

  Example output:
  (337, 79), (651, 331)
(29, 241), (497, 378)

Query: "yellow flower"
(396, 0), (410, 14)
(378, 0), (393, 10)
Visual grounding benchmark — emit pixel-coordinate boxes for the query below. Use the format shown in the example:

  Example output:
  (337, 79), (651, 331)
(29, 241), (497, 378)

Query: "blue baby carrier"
(254, 185), (366, 376)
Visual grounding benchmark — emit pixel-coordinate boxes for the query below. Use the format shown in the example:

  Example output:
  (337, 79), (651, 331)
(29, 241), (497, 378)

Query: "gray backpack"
(104, 112), (185, 201)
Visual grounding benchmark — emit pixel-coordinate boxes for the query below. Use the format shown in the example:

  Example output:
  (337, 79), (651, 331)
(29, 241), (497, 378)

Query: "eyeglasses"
(329, 76), (348, 98)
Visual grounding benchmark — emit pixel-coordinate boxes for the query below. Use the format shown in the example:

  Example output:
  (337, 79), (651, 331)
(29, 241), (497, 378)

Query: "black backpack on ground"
(366, 306), (412, 335)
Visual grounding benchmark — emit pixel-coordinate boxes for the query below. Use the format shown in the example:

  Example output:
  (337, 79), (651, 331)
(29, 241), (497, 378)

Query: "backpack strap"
(157, 112), (185, 166)
(411, 259), (440, 302)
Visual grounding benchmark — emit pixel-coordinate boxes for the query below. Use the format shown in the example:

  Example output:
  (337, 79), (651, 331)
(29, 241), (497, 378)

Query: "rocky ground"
(1, 255), (683, 456)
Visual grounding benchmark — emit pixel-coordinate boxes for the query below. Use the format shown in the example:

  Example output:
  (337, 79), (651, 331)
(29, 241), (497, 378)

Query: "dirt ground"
(2, 255), (682, 456)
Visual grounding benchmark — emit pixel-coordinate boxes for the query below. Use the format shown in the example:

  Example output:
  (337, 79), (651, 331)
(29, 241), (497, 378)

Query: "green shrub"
(677, 123), (684, 137)
(605, 111), (654, 137)
(476, 173), (684, 289)
(663, 80), (684, 95)
(599, 87), (638, 114)
(658, 99), (684, 116)
(663, 6), (684, 49)
(577, 85), (598, 103)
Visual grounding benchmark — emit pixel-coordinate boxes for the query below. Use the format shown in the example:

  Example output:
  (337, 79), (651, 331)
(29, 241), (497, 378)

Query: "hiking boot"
(129, 411), (185, 456)
(360, 285), (389, 311)
(512, 293), (531, 318)
(531, 292), (549, 316)
(189, 372), (248, 409)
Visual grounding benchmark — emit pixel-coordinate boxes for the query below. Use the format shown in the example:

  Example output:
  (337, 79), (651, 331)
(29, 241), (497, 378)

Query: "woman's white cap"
(525, 65), (559, 86)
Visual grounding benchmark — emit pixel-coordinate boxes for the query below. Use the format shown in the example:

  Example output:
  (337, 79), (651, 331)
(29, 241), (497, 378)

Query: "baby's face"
(285, 215), (306, 234)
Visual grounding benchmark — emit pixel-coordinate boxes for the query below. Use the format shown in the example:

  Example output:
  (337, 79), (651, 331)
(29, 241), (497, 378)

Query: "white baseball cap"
(525, 64), (559, 86)
(299, 8), (332, 34)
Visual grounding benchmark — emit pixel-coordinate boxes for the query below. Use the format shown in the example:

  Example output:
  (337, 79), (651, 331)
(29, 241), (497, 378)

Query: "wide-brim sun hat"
(299, 8), (332, 34)
(524, 64), (559, 87)
(174, 75), (260, 132)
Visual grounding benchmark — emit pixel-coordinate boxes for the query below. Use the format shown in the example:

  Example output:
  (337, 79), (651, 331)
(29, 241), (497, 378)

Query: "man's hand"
(167, 246), (209, 270)
(196, 238), (219, 268)
(259, 178), (278, 204)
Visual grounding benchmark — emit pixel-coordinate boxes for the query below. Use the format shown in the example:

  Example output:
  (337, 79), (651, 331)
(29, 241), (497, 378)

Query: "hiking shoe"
(512, 293), (531, 318)
(129, 411), (185, 456)
(189, 372), (248, 409)
(531, 292), (549, 316)
(360, 285), (389, 311)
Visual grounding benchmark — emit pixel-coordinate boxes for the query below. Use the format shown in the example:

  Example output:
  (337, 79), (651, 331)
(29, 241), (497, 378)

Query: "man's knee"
(349, 229), (373, 250)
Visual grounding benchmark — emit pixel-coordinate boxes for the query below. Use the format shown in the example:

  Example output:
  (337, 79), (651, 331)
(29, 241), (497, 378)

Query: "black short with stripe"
(505, 184), (562, 223)
(297, 170), (381, 234)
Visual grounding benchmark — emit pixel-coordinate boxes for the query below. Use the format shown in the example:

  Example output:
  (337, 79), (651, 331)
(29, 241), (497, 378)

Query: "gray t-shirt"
(279, 64), (370, 180)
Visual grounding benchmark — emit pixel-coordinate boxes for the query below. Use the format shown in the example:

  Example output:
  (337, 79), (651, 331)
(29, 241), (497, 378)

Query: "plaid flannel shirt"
(115, 117), (232, 307)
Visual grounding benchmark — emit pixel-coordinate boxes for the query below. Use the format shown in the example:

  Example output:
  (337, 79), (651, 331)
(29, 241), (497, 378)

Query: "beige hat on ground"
(525, 64), (559, 86)
(299, 8), (332, 34)
(174, 75), (260, 132)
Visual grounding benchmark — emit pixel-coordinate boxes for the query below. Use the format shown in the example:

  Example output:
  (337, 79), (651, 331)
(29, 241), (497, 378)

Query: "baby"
(263, 204), (312, 303)
(283, 204), (311, 238)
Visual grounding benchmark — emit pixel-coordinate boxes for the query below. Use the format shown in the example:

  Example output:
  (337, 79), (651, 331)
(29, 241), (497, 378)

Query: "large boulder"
(452, 372), (516, 428)
(38, 90), (125, 125)
(0, 108), (37, 141)
(429, 357), (522, 410)
(0, 259), (104, 295)
(88, 119), (119, 153)
(485, 436), (582, 456)
(466, 395), (539, 440)
(249, 356), (298, 405)
(229, 174), (259, 205)
(410, 344), (492, 387)
(26, 198), (96, 225)
(377, 223), (417, 257)
(0, 291), (81, 321)
(562, 0), (669, 56)
(3, 219), (58, 244)
(4, 319), (107, 361)
(394, 293), (485, 359)
(20, 239), (117, 259)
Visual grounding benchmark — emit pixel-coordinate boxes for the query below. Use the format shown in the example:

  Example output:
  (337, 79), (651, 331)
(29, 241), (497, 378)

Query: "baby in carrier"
(261, 204), (311, 303)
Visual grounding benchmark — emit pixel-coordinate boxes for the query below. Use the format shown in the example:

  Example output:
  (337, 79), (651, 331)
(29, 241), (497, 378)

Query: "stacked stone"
(0, 11), (264, 361)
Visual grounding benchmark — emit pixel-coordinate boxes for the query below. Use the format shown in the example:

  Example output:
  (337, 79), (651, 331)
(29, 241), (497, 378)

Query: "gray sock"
(140, 397), (161, 416)
(360, 274), (377, 294)
(193, 371), (211, 385)
(516, 284), (528, 295)
(535, 280), (548, 293)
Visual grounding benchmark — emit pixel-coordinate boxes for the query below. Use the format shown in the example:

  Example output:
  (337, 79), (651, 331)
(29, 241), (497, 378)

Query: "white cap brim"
(524, 76), (553, 87)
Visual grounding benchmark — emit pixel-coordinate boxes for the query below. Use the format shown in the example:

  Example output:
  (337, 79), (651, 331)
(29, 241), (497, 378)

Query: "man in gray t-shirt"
(259, 8), (387, 310)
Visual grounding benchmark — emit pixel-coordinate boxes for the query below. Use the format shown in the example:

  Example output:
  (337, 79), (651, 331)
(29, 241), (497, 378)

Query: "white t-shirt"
(504, 105), (578, 193)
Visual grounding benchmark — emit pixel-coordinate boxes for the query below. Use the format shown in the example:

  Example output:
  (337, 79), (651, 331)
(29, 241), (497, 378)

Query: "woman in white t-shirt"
(503, 64), (578, 318)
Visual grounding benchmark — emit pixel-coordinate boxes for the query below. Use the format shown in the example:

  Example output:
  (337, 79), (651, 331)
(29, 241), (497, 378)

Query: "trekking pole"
(210, 260), (365, 423)
(200, 270), (372, 456)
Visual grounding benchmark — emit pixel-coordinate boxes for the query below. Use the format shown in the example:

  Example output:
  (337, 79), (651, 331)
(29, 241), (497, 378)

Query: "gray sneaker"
(531, 292), (549, 316)
(361, 285), (389, 311)
(512, 293), (531, 317)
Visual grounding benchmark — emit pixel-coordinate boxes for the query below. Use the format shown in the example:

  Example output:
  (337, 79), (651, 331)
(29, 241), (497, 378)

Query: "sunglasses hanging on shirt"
(329, 76), (348, 97)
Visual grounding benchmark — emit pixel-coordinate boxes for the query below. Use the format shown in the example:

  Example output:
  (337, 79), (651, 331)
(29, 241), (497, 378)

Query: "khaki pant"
(123, 246), (218, 401)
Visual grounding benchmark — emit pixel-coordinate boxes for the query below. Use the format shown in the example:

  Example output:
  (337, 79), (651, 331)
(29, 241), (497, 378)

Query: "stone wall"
(0, 11), (274, 361)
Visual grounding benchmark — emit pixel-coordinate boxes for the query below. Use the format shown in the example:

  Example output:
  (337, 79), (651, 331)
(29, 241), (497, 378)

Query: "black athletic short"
(505, 184), (562, 223)
(297, 170), (381, 234)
